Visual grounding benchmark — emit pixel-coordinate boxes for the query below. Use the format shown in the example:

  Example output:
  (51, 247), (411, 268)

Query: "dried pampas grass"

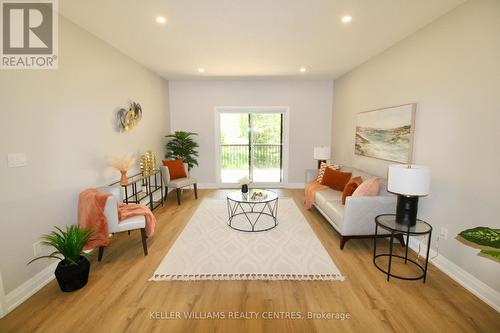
(111, 154), (136, 171)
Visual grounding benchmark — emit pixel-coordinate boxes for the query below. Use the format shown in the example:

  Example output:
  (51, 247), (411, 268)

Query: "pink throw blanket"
(304, 181), (329, 209)
(78, 189), (112, 250)
(118, 203), (156, 237)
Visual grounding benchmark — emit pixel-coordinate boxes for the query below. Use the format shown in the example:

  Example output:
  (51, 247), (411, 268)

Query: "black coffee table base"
(227, 198), (278, 232)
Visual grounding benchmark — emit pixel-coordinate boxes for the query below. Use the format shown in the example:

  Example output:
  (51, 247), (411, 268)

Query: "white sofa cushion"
(321, 200), (345, 229)
(315, 189), (342, 206)
(340, 166), (391, 196)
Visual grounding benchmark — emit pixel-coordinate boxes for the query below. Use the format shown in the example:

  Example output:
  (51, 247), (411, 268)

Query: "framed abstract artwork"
(355, 103), (416, 164)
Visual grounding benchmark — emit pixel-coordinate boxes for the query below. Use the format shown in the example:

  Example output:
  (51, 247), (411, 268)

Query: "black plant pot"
(54, 256), (90, 292)
(241, 184), (248, 193)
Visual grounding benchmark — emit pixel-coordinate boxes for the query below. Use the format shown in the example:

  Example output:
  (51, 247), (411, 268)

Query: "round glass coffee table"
(226, 189), (279, 232)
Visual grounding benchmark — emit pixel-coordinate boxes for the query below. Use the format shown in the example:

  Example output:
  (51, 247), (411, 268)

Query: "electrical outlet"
(33, 241), (50, 257)
(439, 227), (448, 240)
(33, 241), (42, 256)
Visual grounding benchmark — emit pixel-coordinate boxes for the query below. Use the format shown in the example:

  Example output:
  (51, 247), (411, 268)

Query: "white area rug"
(150, 198), (345, 281)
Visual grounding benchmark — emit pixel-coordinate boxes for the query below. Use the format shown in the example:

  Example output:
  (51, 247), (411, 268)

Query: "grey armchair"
(160, 163), (198, 205)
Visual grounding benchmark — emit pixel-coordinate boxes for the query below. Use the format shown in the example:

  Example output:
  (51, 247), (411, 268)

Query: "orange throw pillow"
(342, 176), (363, 205)
(316, 162), (340, 183)
(321, 168), (352, 191)
(162, 160), (187, 180)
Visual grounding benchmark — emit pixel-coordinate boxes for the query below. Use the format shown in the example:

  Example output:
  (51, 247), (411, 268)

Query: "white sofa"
(306, 166), (403, 249)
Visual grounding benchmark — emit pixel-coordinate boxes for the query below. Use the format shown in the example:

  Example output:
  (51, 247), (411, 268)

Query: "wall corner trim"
(408, 237), (500, 312)
(0, 272), (7, 319)
(4, 262), (58, 316)
(286, 183), (306, 189)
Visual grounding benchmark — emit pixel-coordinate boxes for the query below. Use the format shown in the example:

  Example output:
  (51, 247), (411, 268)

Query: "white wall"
(0, 17), (170, 294)
(169, 80), (333, 186)
(331, 0), (500, 291)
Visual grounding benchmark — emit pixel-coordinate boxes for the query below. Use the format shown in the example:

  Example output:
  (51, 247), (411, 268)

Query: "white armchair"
(160, 163), (198, 205)
(96, 186), (148, 261)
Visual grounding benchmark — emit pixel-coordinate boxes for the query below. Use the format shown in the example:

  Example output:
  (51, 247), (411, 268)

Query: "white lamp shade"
(314, 146), (331, 160)
(388, 164), (430, 196)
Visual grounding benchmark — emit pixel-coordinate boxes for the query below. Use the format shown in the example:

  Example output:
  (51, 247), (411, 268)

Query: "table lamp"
(388, 164), (430, 227)
(313, 146), (331, 169)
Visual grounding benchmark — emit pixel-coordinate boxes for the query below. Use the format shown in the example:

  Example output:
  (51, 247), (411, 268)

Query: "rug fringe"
(148, 273), (346, 282)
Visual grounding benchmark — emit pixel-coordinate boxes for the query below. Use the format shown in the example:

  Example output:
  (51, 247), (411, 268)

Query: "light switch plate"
(7, 153), (27, 167)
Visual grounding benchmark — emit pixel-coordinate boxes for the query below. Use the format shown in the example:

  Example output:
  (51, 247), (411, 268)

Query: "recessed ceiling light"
(198, 68), (205, 73)
(156, 16), (167, 24)
(299, 68), (307, 72)
(341, 15), (352, 23)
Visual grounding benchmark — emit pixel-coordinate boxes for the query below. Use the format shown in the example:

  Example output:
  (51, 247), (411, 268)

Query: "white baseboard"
(286, 182), (305, 189)
(197, 183), (305, 189)
(197, 183), (219, 189)
(408, 237), (500, 312)
(4, 261), (58, 316)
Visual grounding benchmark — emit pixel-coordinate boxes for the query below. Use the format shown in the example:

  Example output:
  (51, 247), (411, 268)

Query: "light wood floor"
(1, 189), (499, 333)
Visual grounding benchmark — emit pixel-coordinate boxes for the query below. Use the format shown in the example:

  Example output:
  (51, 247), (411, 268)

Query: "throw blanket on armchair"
(118, 203), (156, 237)
(304, 181), (329, 209)
(78, 189), (156, 250)
(78, 189), (111, 249)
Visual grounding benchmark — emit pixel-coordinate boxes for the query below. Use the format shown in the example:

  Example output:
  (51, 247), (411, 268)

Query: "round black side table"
(373, 214), (432, 283)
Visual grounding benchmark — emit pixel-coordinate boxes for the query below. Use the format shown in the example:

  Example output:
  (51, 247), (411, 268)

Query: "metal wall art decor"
(117, 102), (142, 132)
(140, 150), (157, 176)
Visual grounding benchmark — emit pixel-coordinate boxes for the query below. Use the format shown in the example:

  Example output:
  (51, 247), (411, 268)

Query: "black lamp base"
(396, 195), (419, 227)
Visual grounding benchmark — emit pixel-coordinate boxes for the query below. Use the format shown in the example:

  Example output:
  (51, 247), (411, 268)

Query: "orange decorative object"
(162, 160), (187, 180)
(120, 170), (128, 185)
(342, 176), (363, 205)
(321, 168), (352, 191)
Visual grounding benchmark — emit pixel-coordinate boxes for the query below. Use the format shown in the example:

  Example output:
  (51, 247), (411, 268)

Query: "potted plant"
(165, 131), (199, 171)
(457, 227), (500, 262)
(29, 225), (93, 292)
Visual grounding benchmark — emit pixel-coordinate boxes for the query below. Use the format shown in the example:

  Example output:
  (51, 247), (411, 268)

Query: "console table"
(109, 170), (163, 211)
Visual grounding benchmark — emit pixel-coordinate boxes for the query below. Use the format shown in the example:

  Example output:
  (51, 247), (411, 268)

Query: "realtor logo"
(1, 0), (58, 69)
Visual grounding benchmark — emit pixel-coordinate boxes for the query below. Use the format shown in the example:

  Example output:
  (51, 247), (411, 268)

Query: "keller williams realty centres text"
(150, 311), (351, 321)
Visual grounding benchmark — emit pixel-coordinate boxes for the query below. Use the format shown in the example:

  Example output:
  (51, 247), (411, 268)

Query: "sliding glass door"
(219, 110), (284, 184)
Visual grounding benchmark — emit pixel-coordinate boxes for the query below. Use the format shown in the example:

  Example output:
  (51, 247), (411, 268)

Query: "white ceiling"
(59, 0), (465, 80)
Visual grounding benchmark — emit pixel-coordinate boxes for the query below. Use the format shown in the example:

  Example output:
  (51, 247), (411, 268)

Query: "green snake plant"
(28, 225), (93, 265)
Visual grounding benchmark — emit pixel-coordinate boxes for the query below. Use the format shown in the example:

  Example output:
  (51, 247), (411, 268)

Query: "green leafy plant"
(28, 225), (93, 265)
(458, 227), (500, 261)
(165, 131), (199, 170)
